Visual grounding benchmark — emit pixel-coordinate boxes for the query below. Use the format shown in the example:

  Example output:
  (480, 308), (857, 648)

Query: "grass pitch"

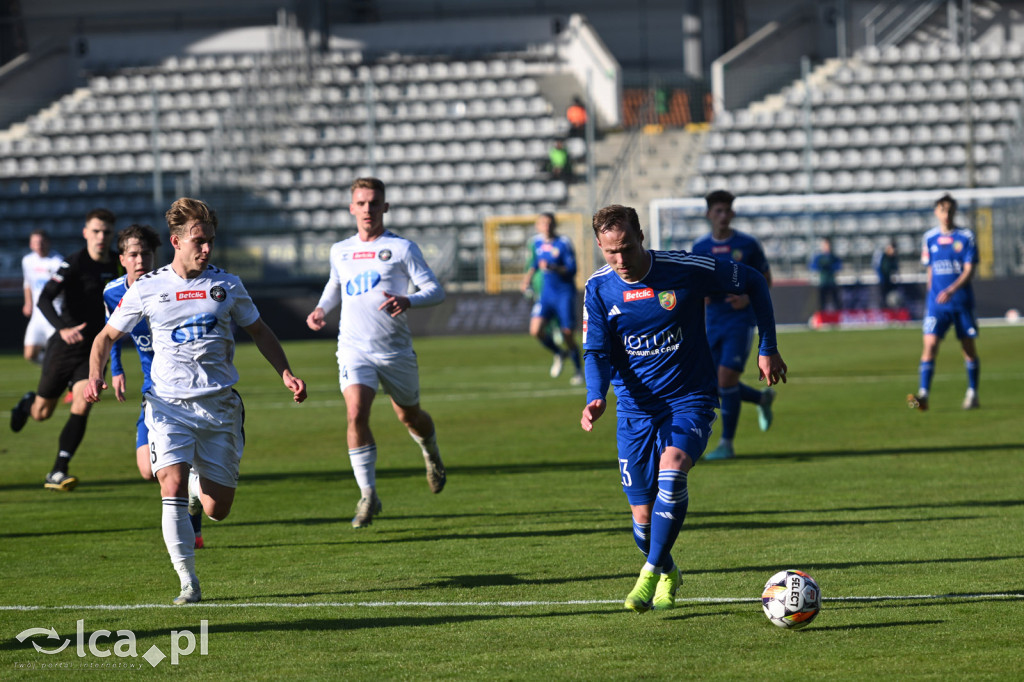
(1, 325), (1022, 679)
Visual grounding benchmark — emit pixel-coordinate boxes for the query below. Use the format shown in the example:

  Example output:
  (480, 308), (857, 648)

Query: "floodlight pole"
(962, 0), (976, 189)
(150, 88), (163, 213)
(801, 55), (814, 194)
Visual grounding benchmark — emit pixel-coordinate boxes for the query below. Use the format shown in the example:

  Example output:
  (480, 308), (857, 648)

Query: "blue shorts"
(532, 292), (576, 331)
(615, 407), (717, 506)
(923, 307), (978, 340)
(136, 400), (149, 450)
(706, 320), (755, 373)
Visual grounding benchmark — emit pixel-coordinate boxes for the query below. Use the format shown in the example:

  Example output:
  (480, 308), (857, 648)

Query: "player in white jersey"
(307, 177), (447, 528)
(86, 197), (307, 605)
(21, 230), (64, 363)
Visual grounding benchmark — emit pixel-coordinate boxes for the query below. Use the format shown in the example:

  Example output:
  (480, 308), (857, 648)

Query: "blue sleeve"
(584, 351), (611, 403)
(581, 282), (611, 401)
(562, 239), (577, 278)
(744, 267), (779, 356)
(707, 259), (778, 356)
(109, 337), (125, 377)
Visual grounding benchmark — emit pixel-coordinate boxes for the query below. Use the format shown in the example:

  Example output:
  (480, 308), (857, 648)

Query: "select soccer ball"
(761, 569), (821, 629)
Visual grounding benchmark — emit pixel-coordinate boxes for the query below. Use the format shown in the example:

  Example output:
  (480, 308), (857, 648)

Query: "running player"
(21, 229), (64, 364)
(306, 177), (447, 529)
(691, 190), (776, 460)
(580, 204), (786, 612)
(86, 197), (306, 605)
(10, 209), (120, 491)
(103, 224), (204, 548)
(521, 212), (584, 385)
(908, 193), (980, 411)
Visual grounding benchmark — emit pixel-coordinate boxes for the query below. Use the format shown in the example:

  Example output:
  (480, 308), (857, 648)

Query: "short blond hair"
(165, 197), (218, 238)
(350, 177), (386, 199)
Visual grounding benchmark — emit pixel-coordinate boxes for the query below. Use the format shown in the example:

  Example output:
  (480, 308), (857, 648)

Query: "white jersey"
(23, 250), (64, 307)
(316, 230), (444, 356)
(107, 264), (261, 400)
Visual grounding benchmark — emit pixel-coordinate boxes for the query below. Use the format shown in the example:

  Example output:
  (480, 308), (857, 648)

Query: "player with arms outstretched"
(306, 177), (447, 529)
(908, 193), (980, 411)
(691, 190), (776, 460)
(580, 205), (786, 613)
(87, 197), (306, 604)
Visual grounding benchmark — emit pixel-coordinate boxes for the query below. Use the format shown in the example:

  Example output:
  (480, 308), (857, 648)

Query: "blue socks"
(966, 358), (979, 391)
(919, 360), (935, 394)
(632, 520), (650, 556)
(719, 385), (741, 441)
(738, 382), (762, 403)
(645, 469), (688, 573)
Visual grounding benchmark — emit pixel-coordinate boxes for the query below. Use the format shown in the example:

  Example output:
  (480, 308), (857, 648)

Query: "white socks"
(349, 444), (377, 493)
(162, 496), (197, 587)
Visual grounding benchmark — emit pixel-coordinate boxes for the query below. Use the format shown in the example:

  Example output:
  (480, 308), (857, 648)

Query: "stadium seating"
(0, 47), (577, 283)
(680, 39), (1022, 278)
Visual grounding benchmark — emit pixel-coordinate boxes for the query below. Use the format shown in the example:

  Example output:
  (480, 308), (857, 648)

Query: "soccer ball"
(761, 569), (821, 629)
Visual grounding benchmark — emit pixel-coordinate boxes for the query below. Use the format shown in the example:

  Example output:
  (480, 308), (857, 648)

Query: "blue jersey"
(583, 250), (777, 417)
(103, 275), (154, 395)
(691, 230), (770, 326)
(921, 226), (977, 311)
(529, 234), (577, 302)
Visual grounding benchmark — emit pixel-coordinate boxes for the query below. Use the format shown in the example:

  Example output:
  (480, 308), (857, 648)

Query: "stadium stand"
(676, 35), (1024, 280)
(0, 36), (590, 286)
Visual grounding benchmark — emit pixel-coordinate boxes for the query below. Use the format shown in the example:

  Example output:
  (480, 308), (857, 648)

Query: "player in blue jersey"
(908, 194), (980, 411)
(104, 224), (205, 547)
(521, 213), (584, 385)
(691, 190), (776, 460)
(580, 205), (786, 613)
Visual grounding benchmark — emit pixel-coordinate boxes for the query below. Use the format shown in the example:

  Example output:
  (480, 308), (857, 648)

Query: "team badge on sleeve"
(659, 291), (677, 310)
(211, 286), (226, 302)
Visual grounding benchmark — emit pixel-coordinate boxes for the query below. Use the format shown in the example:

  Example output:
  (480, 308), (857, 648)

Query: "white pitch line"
(2, 593), (1022, 611)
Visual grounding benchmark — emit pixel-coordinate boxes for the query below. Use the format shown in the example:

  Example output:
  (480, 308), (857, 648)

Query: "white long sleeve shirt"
(316, 230), (444, 356)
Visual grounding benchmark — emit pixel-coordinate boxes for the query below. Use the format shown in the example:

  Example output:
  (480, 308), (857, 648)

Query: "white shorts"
(144, 389), (245, 488)
(24, 311), (56, 347)
(338, 346), (420, 406)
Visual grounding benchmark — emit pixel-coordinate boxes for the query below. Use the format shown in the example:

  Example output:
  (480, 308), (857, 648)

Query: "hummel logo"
(654, 511), (676, 520)
(608, 305), (622, 317)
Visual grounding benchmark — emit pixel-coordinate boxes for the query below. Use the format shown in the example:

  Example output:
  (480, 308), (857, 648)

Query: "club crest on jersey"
(953, 241), (963, 252)
(658, 291), (677, 310)
(379, 249), (392, 262)
(354, 251), (376, 260)
(623, 288), (654, 303)
(177, 291), (207, 301)
(210, 286), (226, 302)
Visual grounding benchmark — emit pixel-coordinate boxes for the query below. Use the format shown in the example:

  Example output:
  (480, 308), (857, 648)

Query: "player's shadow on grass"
(417, 572), (635, 590)
(692, 498), (1024, 518)
(741, 442), (1022, 460)
(694, 554), (1024, 576)
(831, 591), (1024, 610)
(807, 619), (944, 631)
(0, 608), (624, 649)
